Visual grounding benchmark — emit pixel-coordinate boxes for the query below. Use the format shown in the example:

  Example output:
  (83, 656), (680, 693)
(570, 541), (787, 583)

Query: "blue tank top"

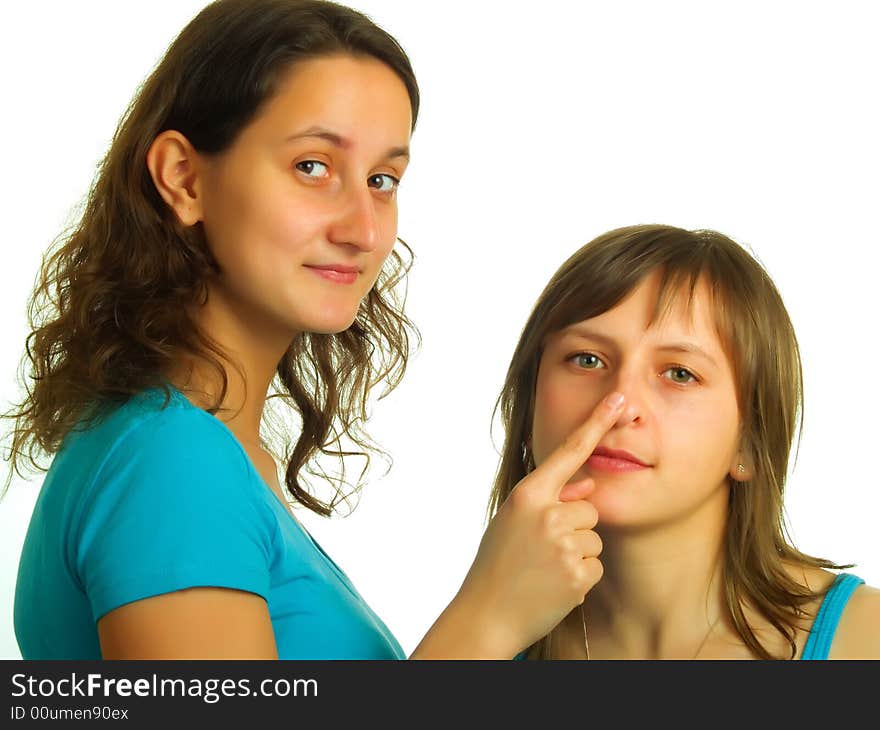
(800, 572), (864, 660)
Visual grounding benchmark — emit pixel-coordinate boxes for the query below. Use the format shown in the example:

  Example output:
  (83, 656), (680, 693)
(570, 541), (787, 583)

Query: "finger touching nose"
(608, 373), (646, 427)
(612, 390), (644, 426)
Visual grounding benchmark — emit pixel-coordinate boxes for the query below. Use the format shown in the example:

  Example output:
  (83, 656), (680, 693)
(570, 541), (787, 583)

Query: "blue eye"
(368, 173), (399, 193)
(570, 353), (605, 370)
(664, 367), (697, 384)
(295, 160), (329, 178)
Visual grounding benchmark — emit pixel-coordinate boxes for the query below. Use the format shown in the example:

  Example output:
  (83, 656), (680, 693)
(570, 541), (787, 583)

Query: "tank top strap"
(800, 573), (865, 660)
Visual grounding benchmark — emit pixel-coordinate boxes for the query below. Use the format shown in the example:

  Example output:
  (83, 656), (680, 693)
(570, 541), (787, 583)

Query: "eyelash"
(368, 173), (400, 195)
(566, 352), (701, 385)
(663, 366), (699, 385)
(294, 160), (330, 178)
(294, 161), (401, 197)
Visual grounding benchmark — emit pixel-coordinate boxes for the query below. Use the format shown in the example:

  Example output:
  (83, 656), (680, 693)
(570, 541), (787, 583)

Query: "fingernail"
(605, 392), (624, 410)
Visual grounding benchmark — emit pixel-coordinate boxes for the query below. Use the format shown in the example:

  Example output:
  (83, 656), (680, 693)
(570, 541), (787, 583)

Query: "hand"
(455, 391), (624, 657)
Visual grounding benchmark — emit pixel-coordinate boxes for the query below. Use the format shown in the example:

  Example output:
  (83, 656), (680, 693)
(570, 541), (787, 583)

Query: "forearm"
(408, 586), (519, 660)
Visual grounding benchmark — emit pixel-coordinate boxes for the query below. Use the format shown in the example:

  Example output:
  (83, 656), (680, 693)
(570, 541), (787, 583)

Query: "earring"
(737, 464), (745, 474)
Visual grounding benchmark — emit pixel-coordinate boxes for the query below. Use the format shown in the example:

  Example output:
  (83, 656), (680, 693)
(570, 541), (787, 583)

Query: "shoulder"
(779, 564), (836, 631)
(42, 387), (258, 530)
(91, 388), (253, 488)
(69, 392), (279, 619)
(61, 387), (243, 468)
(109, 388), (243, 456)
(70, 388), (270, 544)
(831, 580), (880, 659)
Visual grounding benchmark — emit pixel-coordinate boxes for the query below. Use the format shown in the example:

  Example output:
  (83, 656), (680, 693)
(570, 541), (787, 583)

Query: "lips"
(585, 445), (652, 474)
(304, 264), (361, 274)
(304, 263), (361, 285)
(590, 446), (649, 467)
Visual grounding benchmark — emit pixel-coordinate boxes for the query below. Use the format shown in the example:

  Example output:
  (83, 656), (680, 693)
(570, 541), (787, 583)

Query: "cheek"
(205, 166), (322, 263)
(532, 368), (602, 460)
(267, 205), (319, 257)
(662, 393), (740, 475)
(247, 185), (322, 255)
(377, 205), (399, 252)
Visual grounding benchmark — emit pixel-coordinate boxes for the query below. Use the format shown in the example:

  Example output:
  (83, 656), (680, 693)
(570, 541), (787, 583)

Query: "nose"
(327, 184), (380, 253)
(609, 367), (648, 428)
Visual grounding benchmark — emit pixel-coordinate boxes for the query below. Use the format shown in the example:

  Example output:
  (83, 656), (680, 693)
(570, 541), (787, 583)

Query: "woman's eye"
(295, 160), (329, 178)
(570, 353), (605, 370)
(663, 367), (697, 384)
(367, 173), (399, 193)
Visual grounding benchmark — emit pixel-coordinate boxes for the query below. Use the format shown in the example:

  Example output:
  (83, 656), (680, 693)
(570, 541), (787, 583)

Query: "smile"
(304, 264), (360, 285)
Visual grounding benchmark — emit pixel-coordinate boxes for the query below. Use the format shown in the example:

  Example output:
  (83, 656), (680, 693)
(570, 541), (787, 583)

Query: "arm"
(98, 587), (278, 659)
(409, 585), (514, 660)
(78, 407), (277, 660)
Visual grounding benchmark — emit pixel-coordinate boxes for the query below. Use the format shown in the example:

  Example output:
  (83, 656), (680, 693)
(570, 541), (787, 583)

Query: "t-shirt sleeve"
(72, 406), (277, 623)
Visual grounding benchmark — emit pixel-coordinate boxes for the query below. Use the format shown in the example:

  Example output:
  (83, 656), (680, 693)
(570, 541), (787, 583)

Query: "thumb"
(558, 477), (595, 503)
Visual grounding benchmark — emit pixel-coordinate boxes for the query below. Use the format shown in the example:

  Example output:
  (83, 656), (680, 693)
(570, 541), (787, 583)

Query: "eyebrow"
(559, 326), (721, 369)
(285, 126), (410, 161)
(656, 343), (720, 369)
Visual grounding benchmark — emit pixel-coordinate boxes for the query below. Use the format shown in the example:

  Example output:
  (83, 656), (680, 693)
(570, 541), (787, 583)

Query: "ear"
(729, 453), (752, 483)
(146, 130), (204, 227)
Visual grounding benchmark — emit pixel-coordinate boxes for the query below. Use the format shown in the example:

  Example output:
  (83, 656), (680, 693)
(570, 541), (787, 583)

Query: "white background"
(1, 1), (877, 659)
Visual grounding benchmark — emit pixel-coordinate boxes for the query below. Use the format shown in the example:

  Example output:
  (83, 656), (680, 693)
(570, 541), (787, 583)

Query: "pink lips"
(304, 264), (359, 285)
(586, 446), (651, 474)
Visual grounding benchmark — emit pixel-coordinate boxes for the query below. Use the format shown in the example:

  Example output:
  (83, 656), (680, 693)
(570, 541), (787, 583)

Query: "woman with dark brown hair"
(6, 0), (620, 659)
(491, 224), (880, 659)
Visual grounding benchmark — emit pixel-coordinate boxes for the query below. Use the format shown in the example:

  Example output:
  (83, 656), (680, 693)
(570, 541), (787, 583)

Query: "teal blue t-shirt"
(14, 387), (405, 660)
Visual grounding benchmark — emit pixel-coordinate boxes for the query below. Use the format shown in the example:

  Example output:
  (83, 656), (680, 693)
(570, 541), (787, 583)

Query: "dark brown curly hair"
(2, 0), (421, 517)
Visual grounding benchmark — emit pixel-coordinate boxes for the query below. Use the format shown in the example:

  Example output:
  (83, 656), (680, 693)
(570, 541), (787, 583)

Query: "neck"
(584, 490), (731, 659)
(169, 282), (297, 450)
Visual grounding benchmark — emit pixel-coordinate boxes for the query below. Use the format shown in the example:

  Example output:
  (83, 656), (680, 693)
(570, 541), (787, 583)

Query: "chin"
(299, 308), (361, 335)
(588, 488), (649, 529)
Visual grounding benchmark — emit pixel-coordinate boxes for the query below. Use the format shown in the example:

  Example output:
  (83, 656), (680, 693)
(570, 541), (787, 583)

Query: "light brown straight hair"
(488, 224), (851, 659)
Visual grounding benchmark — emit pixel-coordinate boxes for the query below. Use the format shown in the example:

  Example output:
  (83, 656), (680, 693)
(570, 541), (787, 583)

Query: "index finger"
(533, 391), (625, 497)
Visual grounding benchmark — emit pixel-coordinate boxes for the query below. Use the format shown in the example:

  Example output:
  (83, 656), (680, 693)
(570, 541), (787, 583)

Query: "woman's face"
(531, 271), (743, 530)
(197, 54), (412, 336)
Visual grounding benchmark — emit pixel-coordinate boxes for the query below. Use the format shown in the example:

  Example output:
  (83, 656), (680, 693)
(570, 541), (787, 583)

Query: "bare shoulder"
(830, 582), (880, 660)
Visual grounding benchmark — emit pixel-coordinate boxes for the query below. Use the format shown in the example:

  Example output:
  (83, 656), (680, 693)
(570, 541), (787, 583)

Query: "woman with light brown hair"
(492, 224), (880, 659)
(5, 0), (619, 660)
